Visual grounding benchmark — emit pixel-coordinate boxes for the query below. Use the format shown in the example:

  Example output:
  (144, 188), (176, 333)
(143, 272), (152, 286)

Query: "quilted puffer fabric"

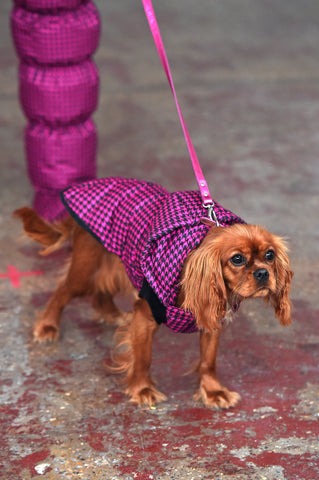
(26, 119), (97, 190)
(11, 2), (100, 64)
(11, 0), (100, 221)
(13, 0), (83, 11)
(19, 60), (99, 125)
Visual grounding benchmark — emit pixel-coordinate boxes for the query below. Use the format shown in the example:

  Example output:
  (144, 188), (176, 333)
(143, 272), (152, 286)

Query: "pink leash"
(141, 0), (219, 225)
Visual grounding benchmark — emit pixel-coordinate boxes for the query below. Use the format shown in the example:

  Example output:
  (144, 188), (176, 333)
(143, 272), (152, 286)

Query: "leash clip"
(203, 202), (220, 227)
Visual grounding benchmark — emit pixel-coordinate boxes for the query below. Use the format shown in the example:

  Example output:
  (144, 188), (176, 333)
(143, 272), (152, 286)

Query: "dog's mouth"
(250, 286), (272, 298)
(232, 286), (272, 302)
(228, 284), (273, 310)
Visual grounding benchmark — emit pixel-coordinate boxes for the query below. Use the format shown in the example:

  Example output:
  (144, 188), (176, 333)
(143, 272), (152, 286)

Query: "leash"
(141, 0), (219, 226)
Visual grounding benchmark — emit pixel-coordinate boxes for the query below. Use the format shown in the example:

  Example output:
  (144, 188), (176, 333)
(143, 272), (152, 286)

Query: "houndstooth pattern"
(61, 177), (245, 333)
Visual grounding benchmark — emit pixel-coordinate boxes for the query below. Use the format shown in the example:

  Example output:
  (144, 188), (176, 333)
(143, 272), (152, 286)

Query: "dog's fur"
(14, 206), (293, 408)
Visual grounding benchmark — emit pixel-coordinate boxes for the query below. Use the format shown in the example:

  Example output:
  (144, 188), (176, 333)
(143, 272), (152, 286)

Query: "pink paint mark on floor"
(0, 265), (43, 288)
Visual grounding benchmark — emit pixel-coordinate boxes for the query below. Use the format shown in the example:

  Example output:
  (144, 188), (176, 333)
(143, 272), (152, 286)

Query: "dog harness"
(61, 177), (245, 333)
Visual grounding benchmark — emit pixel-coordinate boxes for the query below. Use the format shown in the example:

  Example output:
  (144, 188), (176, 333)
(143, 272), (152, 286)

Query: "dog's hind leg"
(33, 281), (75, 342)
(112, 298), (167, 407)
(33, 230), (102, 342)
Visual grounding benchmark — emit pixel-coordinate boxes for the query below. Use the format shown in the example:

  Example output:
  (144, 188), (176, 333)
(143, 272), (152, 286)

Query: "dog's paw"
(194, 385), (241, 409)
(33, 322), (59, 343)
(127, 386), (167, 407)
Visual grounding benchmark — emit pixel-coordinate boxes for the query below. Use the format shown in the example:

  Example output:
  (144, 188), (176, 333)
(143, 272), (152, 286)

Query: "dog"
(14, 177), (293, 409)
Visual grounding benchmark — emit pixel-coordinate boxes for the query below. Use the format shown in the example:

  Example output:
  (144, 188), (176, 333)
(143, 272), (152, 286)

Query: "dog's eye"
(265, 250), (275, 262)
(230, 254), (247, 266)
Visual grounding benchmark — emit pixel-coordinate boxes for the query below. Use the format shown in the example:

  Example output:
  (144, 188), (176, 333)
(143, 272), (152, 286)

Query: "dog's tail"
(14, 207), (74, 255)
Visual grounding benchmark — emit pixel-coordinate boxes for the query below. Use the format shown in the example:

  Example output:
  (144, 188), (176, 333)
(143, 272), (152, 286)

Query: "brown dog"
(14, 205), (293, 408)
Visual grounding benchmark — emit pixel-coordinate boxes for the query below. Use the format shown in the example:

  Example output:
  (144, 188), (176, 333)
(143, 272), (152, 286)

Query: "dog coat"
(61, 177), (245, 333)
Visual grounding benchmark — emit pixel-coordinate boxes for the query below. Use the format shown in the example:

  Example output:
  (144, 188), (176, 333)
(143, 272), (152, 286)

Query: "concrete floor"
(1, 0), (319, 479)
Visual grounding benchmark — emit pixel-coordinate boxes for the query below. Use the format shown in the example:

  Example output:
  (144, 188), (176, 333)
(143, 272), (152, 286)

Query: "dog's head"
(180, 223), (293, 332)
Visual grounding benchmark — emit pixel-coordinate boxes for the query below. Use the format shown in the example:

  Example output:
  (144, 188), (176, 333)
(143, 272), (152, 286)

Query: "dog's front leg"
(195, 330), (241, 409)
(113, 298), (167, 407)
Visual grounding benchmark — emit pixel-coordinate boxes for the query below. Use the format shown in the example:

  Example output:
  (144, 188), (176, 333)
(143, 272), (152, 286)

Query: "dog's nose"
(253, 268), (269, 283)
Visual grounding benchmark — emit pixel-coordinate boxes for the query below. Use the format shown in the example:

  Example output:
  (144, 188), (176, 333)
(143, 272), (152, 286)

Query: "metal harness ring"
(203, 202), (220, 227)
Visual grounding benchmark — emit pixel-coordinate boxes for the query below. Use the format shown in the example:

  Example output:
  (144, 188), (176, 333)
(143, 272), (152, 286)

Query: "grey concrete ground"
(1, 1), (319, 479)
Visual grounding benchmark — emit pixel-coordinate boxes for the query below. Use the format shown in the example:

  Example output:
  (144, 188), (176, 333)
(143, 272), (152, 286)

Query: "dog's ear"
(180, 235), (227, 332)
(269, 239), (293, 326)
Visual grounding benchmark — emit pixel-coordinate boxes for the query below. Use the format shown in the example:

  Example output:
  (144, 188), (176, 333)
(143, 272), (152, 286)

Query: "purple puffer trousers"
(61, 177), (245, 333)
